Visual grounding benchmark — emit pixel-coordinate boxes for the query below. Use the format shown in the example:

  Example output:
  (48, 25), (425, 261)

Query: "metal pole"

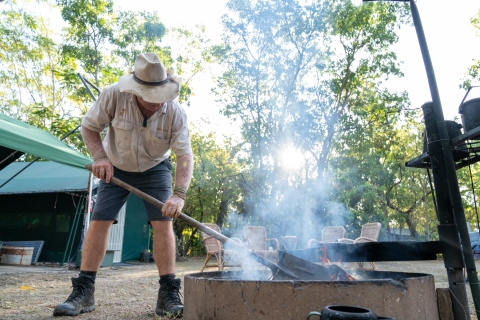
(408, 0), (480, 318)
(423, 104), (470, 320)
(77, 73), (101, 101)
(62, 193), (85, 265)
(85, 173), (93, 238)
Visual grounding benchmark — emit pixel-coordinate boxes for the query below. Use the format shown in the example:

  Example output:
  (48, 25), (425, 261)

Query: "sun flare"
(279, 146), (304, 171)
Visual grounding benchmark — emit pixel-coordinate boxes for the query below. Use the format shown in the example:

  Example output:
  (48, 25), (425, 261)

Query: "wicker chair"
(243, 225), (279, 262)
(338, 222), (382, 270)
(307, 226), (346, 248)
(200, 223), (243, 272)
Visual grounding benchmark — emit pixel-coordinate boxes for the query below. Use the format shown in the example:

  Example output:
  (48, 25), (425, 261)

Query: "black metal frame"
(287, 242), (443, 262)
(406, 126), (480, 169)
(362, 1), (480, 319)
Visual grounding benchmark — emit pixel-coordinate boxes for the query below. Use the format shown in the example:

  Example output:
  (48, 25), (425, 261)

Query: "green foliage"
(0, 2), (86, 152)
(56, 0), (115, 87)
(461, 9), (480, 89)
(112, 10), (169, 67)
(457, 164), (480, 233)
(173, 126), (244, 256)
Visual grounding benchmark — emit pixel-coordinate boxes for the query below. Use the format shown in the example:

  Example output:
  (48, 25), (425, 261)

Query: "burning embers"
(317, 246), (355, 281)
(327, 264), (355, 281)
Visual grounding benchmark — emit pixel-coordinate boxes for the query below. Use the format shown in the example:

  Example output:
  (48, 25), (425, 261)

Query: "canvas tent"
(0, 161), (150, 263)
(0, 114), (149, 263)
(0, 112), (95, 231)
(0, 114), (93, 263)
(0, 162), (93, 262)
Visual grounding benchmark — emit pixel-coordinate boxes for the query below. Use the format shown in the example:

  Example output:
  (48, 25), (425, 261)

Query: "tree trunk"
(406, 216), (419, 239)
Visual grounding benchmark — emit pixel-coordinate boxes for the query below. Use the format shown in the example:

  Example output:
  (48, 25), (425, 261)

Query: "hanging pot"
(306, 305), (394, 320)
(422, 102), (469, 161)
(458, 86), (480, 139)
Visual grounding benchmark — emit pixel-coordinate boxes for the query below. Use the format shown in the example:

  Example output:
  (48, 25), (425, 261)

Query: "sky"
(114, 0), (480, 130)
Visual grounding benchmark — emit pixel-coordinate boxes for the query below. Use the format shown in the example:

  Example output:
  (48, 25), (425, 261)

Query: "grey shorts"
(91, 159), (173, 223)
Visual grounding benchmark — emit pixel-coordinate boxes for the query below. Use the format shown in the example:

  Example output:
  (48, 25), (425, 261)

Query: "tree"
(333, 109), (435, 240)
(0, 1), (85, 152)
(56, 0), (116, 88)
(453, 9), (480, 236)
(173, 125), (244, 256)
(112, 10), (168, 67)
(461, 9), (480, 89)
(456, 160), (480, 233)
(214, 0), (411, 239)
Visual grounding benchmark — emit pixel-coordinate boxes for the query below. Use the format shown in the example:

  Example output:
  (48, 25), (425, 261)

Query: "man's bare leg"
(81, 220), (113, 271)
(151, 220), (183, 316)
(151, 220), (176, 275)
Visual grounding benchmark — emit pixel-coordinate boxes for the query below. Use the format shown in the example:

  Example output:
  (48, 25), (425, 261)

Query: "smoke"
(219, 171), (352, 280)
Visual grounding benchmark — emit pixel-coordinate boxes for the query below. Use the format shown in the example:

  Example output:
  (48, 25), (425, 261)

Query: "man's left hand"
(162, 195), (184, 218)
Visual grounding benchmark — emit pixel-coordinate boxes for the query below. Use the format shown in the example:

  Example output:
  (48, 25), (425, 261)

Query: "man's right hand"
(92, 157), (113, 183)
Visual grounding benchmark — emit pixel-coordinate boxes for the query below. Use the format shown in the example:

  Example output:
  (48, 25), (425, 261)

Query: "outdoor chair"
(338, 222), (382, 270)
(307, 226), (346, 248)
(200, 223), (243, 272)
(243, 225), (279, 262)
(280, 236), (299, 250)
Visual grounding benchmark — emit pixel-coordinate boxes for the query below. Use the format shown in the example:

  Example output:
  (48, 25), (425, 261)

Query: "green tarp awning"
(0, 113), (92, 170)
(0, 161), (96, 194)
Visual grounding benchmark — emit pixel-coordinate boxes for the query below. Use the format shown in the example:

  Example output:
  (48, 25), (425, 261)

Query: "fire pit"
(184, 268), (439, 320)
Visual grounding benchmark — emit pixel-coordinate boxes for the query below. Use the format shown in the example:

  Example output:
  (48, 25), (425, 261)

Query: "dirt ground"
(1, 257), (479, 319)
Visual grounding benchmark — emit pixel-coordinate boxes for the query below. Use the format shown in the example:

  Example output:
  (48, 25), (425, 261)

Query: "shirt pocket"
(145, 131), (171, 160)
(111, 119), (134, 150)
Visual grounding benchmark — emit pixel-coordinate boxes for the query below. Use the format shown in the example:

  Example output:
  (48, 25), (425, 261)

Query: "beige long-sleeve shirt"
(82, 84), (192, 172)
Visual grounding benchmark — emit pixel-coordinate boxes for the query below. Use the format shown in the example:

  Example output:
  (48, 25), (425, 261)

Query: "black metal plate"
(285, 241), (442, 262)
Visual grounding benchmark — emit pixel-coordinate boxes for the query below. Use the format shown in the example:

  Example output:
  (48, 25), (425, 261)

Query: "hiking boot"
(53, 276), (95, 316)
(155, 278), (183, 316)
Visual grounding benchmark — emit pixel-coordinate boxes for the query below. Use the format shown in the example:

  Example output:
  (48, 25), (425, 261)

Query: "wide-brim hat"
(118, 52), (180, 103)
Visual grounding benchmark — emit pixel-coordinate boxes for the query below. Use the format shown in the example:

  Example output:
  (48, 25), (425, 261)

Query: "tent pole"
(62, 193), (85, 265)
(0, 150), (21, 167)
(78, 72), (97, 243)
(84, 173), (94, 243)
(68, 193), (85, 263)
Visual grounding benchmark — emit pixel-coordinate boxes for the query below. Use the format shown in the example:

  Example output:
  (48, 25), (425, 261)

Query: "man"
(53, 53), (194, 317)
